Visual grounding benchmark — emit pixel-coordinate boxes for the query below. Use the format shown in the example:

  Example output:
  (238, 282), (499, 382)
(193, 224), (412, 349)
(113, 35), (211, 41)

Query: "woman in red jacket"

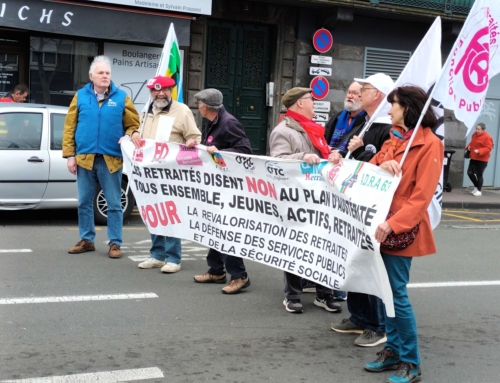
(466, 123), (494, 196)
(364, 86), (443, 383)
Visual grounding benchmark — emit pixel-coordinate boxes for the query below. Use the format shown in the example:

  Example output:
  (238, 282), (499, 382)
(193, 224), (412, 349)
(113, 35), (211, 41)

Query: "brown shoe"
(193, 272), (227, 284)
(68, 240), (95, 254)
(221, 276), (250, 294)
(108, 243), (122, 258)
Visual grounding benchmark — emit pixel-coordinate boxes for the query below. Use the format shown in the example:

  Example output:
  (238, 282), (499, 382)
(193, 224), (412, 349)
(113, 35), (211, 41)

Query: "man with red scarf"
(269, 87), (341, 314)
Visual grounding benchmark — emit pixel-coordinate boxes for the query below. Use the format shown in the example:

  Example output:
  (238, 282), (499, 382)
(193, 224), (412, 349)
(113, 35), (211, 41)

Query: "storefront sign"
(84, 0), (212, 15)
(313, 101), (331, 113)
(0, 0), (190, 45)
(309, 67), (332, 76)
(311, 55), (332, 65)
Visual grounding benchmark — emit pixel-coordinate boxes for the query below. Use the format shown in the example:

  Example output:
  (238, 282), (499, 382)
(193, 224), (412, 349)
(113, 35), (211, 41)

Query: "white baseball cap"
(354, 73), (395, 96)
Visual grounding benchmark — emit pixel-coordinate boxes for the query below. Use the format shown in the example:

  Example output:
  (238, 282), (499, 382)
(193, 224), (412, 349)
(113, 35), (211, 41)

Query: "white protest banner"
(433, 0), (500, 136)
(122, 140), (397, 316)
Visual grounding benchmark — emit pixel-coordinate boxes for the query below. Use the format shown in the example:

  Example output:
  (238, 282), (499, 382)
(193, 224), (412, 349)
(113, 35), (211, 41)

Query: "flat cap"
(146, 75), (175, 89)
(194, 88), (223, 107)
(282, 87), (313, 108)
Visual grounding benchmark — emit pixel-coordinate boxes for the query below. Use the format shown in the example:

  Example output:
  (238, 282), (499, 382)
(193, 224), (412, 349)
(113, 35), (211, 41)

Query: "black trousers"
(467, 160), (488, 191)
(284, 272), (333, 300)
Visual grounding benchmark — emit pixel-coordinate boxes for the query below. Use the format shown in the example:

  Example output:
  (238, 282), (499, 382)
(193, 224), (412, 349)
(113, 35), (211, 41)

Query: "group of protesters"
(62, 55), (445, 383)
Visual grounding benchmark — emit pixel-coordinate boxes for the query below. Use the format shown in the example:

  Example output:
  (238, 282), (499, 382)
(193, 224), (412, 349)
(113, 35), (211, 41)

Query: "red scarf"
(285, 110), (330, 159)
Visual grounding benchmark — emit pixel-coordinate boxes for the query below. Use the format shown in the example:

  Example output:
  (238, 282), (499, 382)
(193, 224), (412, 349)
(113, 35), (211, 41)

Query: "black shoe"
(314, 295), (342, 313)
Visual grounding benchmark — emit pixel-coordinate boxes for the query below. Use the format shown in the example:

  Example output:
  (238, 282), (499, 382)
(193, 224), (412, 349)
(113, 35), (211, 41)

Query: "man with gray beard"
(324, 81), (366, 157)
(133, 75), (201, 274)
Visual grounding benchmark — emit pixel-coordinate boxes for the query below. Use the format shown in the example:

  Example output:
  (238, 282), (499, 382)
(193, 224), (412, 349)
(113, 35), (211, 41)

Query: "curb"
(443, 201), (500, 209)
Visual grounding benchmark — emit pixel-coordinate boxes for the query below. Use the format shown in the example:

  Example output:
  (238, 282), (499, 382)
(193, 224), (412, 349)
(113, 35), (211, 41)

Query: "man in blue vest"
(62, 55), (140, 258)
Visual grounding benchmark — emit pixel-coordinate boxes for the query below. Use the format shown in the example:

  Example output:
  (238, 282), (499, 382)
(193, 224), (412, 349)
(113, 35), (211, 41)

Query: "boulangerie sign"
(121, 139), (399, 316)
(84, 0), (212, 15)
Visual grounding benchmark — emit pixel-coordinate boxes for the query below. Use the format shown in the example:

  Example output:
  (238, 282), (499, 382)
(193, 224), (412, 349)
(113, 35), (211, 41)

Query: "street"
(1, 209), (500, 382)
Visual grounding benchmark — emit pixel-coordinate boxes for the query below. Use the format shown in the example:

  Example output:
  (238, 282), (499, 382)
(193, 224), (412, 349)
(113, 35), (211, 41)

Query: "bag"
(381, 211), (420, 251)
(464, 150), (470, 159)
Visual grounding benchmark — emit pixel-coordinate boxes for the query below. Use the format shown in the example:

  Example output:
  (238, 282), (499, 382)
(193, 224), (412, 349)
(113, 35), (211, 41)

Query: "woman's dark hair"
(387, 86), (438, 129)
(477, 122), (486, 130)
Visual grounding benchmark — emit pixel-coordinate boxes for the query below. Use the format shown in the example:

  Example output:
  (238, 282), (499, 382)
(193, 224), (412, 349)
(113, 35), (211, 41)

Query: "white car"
(0, 103), (135, 224)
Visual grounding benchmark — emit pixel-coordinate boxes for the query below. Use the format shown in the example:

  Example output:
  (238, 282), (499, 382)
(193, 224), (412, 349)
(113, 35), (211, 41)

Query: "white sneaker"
(138, 258), (165, 269)
(161, 262), (181, 273)
(472, 190), (482, 197)
(471, 187), (478, 194)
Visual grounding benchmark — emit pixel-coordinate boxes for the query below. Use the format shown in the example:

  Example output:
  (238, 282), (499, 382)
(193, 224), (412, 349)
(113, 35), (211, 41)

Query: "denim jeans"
(206, 248), (246, 280)
(347, 292), (385, 334)
(381, 252), (420, 366)
(150, 234), (181, 264)
(77, 156), (123, 245)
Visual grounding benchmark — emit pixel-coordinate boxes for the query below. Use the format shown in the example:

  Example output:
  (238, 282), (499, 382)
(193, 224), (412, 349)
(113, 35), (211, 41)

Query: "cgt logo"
(236, 155), (255, 172)
(300, 162), (327, 181)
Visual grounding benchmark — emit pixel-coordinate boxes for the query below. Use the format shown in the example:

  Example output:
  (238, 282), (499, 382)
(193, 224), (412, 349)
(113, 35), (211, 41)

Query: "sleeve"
(352, 125), (391, 162)
(122, 96), (140, 136)
(478, 134), (494, 156)
(324, 112), (339, 145)
(269, 128), (305, 160)
(387, 138), (444, 234)
(182, 108), (202, 143)
(62, 94), (79, 158)
(220, 121), (252, 154)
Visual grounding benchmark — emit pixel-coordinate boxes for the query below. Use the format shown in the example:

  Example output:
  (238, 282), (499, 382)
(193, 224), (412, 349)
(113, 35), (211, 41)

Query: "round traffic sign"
(310, 76), (330, 100)
(312, 28), (333, 53)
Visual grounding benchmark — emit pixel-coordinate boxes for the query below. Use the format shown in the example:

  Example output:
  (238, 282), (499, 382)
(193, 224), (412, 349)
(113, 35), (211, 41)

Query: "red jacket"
(0, 97), (14, 103)
(466, 131), (494, 162)
(370, 126), (444, 257)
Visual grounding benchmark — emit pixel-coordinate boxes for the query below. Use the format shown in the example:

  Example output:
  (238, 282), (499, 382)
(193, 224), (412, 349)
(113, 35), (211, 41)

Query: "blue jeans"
(348, 292), (385, 334)
(77, 156), (123, 246)
(207, 248), (246, 280)
(150, 234), (181, 264)
(382, 252), (420, 366)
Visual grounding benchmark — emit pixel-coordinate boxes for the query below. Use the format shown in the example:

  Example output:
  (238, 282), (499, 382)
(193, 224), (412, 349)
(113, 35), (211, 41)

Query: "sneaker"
(472, 190), (482, 197)
(470, 187), (478, 194)
(302, 281), (317, 293)
(68, 239), (95, 254)
(314, 295), (342, 313)
(161, 262), (181, 273)
(354, 329), (387, 347)
(138, 258), (165, 269)
(193, 272), (227, 284)
(334, 291), (347, 301)
(387, 362), (422, 383)
(108, 243), (122, 258)
(364, 348), (400, 372)
(331, 318), (364, 334)
(283, 298), (303, 313)
(222, 276), (250, 294)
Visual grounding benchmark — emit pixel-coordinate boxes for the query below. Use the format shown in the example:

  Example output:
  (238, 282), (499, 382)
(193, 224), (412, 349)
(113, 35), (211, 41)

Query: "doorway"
(205, 20), (271, 155)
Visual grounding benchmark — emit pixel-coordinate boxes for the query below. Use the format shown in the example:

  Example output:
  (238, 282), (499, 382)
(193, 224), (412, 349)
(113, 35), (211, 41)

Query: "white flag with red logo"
(433, 0), (500, 135)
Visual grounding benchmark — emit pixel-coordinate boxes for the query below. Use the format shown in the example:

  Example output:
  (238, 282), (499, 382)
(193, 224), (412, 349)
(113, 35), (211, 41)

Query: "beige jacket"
(269, 116), (320, 159)
(141, 100), (201, 143)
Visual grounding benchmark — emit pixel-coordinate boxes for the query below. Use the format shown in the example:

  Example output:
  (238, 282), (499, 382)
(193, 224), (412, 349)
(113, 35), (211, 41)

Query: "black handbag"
(464, 150), (470, 159)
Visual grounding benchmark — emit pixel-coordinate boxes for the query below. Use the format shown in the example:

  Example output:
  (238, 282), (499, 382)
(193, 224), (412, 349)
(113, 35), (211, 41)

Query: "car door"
(0, 108), (50, 208)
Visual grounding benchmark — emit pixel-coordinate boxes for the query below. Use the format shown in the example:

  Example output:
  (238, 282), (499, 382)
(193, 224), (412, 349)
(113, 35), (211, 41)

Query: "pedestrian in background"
(0, 84), (29, 103)
(135, 75), (201, 273)
(466, 123), (494, 197)
(63, 55), (140, 259)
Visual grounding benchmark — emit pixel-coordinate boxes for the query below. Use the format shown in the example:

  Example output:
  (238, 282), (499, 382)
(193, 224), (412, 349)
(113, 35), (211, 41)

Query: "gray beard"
(153, 98), (170, 109)
(344, 99), (362, 112)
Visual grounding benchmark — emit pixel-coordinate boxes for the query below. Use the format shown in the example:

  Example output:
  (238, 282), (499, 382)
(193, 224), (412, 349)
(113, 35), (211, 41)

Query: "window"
(363, 47), (412, 81)
(0, 112), (43, 150)
(50, 113), (66, 150)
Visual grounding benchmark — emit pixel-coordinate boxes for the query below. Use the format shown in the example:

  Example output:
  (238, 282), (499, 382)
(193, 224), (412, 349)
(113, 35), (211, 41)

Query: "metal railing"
(369, 0), (474, 14)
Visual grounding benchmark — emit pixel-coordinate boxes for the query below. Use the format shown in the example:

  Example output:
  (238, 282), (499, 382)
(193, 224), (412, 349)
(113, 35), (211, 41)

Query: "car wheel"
(93, 180), (135, 225)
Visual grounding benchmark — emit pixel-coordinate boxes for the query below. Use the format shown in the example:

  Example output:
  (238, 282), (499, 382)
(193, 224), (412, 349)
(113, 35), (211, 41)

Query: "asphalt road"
(1, 209), (499, 382)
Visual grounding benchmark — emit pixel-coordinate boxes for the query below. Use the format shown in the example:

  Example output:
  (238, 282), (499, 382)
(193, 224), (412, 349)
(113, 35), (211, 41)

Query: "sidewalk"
(443, 187), (500, 209)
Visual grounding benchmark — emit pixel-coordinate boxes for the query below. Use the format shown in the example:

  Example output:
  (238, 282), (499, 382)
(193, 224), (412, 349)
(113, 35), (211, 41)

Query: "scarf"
(329, 110), (366, 151)
(285, 110), (330, 159)
(389, 127), (414, 152)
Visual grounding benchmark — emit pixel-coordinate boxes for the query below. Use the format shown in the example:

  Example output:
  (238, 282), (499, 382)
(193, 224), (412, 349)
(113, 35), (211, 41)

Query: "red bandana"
(285, 110), (330, 159)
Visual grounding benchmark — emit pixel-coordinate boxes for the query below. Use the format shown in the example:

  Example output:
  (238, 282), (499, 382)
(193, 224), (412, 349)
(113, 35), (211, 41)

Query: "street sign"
(312, 113), (329, 123)
(312, 28), (333, 54)
(310, 76), (330, 100)
(311, 55), (333, 65)
(309, 67), (332, 76)
(313, 101), (331, 112)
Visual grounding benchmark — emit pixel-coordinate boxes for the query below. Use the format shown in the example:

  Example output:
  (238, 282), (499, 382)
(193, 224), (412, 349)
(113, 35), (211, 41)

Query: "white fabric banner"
(433, 0), (500, 135)
(122, 140), (398, 316)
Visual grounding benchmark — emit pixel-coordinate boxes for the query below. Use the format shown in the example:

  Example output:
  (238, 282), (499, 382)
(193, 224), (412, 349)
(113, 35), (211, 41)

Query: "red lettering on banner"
(141, 201), (181, 228)
(153, 142), (169, 162)
(133, 139), (146, 162)
(245, 177), (277, 200)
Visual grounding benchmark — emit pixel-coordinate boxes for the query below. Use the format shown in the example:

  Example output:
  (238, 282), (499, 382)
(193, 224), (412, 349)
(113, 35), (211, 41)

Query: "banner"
(433, 0), (500, 135)
(122, 140), (398, 316)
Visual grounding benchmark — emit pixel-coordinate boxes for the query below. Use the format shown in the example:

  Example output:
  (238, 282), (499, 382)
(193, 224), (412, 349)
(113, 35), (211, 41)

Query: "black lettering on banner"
(228, 195), (279, 217)
(279, 187), (299, 202)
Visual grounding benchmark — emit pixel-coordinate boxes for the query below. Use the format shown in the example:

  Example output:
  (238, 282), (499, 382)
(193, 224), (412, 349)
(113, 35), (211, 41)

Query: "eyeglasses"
(299, 95), (315, 101)
(347, 91), (360, 96)
(360, 87), (377, 93)
(152, 87), (171, 93)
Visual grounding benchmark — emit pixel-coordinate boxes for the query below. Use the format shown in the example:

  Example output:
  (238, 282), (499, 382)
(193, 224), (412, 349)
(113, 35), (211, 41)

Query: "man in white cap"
(134, 75), (201, 274)
(329, 73), (394, 347)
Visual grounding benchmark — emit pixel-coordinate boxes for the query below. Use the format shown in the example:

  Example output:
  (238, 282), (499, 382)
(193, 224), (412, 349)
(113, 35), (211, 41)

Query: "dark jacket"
(350, 122), (391, 162)
(201, 106), (252, 154)
(324, 109), (366, 154)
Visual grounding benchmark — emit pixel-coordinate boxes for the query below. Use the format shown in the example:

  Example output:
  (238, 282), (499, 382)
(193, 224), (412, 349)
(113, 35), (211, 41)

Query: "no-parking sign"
(310, 76), (330, 100)
(312, 28), (333, 53)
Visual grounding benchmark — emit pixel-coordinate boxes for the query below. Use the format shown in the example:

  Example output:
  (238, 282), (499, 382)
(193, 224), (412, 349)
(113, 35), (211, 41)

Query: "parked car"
(0, 103), (135, 224)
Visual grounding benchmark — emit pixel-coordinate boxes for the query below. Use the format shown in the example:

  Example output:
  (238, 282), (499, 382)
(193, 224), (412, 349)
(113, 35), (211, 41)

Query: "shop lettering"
(0, 4), (73, 26)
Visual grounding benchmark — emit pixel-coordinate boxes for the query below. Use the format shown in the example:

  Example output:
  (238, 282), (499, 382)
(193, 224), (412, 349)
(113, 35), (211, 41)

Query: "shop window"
(363, 47), (411, 81)
(30, 37), (98, 106)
